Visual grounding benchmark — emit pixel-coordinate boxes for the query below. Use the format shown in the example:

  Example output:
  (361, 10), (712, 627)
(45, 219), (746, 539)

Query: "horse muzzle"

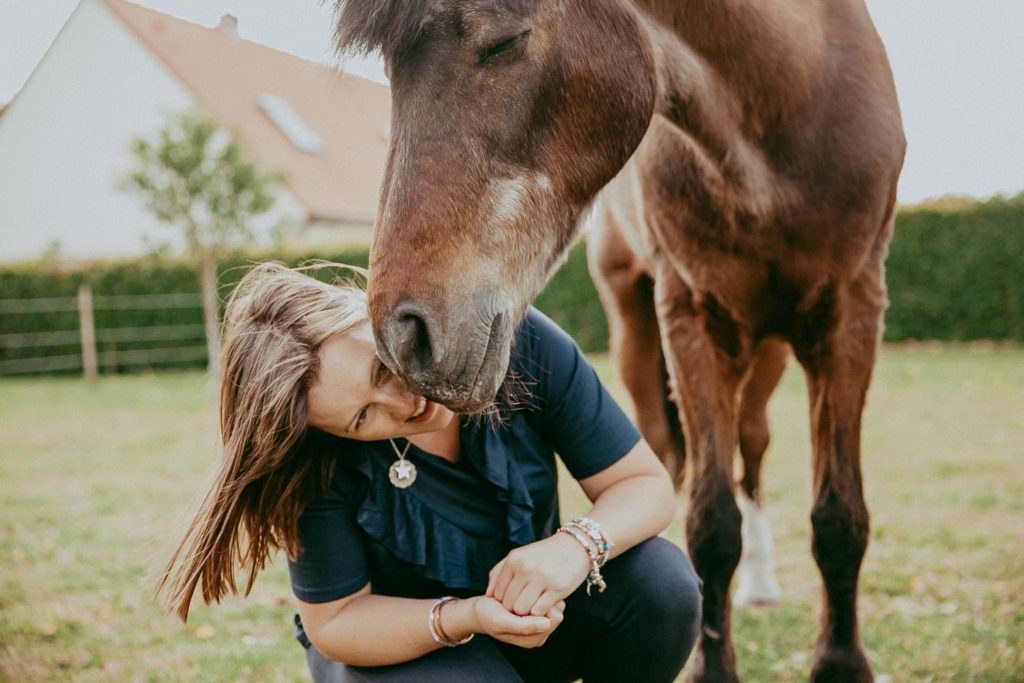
(375, 298), (513, 414)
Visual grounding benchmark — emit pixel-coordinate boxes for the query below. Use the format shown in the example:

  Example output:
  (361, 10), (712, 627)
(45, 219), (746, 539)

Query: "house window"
(258, 94), (324, 155)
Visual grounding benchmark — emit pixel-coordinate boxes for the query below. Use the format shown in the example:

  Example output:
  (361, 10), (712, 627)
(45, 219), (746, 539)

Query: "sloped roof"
(104, 0), (390, 223)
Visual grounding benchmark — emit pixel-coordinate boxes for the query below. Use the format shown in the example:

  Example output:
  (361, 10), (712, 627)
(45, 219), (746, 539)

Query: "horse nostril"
(388, 301), (440, 377)
(399, 312), (431, 369)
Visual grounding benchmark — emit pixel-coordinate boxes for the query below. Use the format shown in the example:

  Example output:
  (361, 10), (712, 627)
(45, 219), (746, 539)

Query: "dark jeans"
(299, 538), (702, 682)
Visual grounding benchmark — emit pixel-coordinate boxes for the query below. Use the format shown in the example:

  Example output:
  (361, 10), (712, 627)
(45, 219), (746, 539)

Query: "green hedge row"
(2, 194), (1022, 375)
(885, 195), (1024, 341)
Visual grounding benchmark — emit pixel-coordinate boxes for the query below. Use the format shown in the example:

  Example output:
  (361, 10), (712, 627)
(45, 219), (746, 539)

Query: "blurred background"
(1, 1), (1021, 681)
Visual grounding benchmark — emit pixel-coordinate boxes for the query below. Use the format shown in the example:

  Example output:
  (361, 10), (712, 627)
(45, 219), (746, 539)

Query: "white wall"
(0, 0), (303, 264)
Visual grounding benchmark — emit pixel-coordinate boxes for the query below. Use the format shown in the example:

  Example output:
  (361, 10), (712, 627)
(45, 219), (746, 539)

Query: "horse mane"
(333, 0), (433, 57)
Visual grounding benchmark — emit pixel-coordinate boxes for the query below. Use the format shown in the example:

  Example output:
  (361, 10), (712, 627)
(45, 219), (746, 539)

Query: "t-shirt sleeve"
(516, 308), (642, 480)
(287, 478), (370, 604)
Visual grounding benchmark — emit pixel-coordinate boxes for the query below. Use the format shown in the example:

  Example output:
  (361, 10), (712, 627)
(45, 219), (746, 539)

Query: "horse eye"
(479, 30), (530, 64)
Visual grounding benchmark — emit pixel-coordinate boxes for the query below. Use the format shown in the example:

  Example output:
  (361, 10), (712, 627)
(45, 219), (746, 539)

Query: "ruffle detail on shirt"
(343, 424), (539, 593)
(462, 419), (538, 549)
(342, 450), (503, 592)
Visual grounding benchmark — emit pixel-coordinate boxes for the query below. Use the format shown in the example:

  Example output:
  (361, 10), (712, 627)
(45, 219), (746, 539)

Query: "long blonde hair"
(158, 261), (368, 622)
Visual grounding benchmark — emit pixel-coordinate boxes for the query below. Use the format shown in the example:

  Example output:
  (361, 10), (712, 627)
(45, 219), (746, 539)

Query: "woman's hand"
(465, 596), (565, 649)
(485, 532), (592, 617)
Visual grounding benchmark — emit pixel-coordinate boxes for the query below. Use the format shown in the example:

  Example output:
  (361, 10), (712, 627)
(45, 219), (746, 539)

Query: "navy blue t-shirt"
(287, 308), (641, 604)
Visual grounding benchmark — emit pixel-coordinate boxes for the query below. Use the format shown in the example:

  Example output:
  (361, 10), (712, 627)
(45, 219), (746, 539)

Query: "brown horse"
(336, 1), (904, 680)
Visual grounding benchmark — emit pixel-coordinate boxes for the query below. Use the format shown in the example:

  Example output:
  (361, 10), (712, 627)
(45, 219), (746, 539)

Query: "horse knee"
(687, 487), (743, 579)
(810, 488), (869, 580)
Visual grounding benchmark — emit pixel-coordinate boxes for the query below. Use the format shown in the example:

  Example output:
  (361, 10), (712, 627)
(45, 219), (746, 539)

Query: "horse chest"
(599, 162), (843, 340)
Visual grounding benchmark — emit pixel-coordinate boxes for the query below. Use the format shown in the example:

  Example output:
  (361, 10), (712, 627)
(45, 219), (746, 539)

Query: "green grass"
(1, 347), (1022, 681)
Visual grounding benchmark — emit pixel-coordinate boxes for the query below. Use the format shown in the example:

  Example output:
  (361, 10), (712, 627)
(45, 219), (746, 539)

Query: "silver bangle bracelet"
(428, 596), (474, 647)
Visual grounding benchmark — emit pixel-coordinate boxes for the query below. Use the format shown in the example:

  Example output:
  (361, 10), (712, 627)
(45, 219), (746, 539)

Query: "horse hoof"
(810, 646), (873, 683)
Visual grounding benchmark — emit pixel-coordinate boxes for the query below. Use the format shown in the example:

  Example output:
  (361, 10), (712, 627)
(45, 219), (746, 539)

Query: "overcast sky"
(2, 0), (1022, 204)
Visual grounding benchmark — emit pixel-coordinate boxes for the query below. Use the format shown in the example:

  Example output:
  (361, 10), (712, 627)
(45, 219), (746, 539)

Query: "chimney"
(218, 14), (238, 38)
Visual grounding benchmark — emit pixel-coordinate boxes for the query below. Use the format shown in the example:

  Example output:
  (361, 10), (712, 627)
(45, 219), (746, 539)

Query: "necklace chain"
(389, 438), (411, 461)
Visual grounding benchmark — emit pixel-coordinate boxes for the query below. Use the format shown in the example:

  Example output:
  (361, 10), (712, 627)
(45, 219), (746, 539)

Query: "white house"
(0, 0), (390, 264)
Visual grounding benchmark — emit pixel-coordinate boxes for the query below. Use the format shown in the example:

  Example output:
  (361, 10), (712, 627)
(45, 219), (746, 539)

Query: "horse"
(335, 1), (905, 680)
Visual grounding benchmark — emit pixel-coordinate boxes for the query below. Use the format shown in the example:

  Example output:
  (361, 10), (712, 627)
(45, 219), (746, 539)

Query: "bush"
(885, 194), (1024, 341)
(2, 195), (1022, 376)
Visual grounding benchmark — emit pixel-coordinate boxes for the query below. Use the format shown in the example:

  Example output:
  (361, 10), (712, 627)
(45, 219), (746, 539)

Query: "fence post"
(78, 284), (98, 380)
(199, 253), (221, 379)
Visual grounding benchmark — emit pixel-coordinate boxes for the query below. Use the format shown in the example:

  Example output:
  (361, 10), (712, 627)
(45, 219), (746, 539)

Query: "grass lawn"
(1, 347), (1022, 682)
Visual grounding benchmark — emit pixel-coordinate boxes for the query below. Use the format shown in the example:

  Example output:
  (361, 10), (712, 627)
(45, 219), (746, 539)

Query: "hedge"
(885, 195), (1024, 341)
(1, 194), (1022, 375)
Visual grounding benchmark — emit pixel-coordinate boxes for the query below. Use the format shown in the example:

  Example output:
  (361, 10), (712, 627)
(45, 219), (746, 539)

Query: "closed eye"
(479, 30), (530, 64)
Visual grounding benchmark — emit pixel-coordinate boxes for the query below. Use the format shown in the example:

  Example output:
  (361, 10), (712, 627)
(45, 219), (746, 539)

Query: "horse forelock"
(334, 0), (432, 57)
(334, 0), (541, 58)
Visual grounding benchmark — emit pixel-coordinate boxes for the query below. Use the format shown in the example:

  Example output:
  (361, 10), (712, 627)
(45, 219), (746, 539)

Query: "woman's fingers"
(486, 559), (506, 597)
(490, 559), (515, 601)
(500, 574), (529, 612)
(511, 582), (545, 616)
(530, 591), (565, 617)
(476, 595), (565, 649)
(490, 609), (550, 635)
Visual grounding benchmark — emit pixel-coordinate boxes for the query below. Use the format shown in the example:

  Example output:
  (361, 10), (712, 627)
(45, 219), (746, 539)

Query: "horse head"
(338, 0), (656, 411)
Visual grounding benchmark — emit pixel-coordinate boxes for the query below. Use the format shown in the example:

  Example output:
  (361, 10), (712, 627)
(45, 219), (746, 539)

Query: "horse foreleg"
(793, 279), (882, 683)
(654, 266), (746, 683)
(734, 339), (788, 609)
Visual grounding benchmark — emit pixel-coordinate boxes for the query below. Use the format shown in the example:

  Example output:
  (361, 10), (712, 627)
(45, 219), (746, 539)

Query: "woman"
(160, 262), (701, 682)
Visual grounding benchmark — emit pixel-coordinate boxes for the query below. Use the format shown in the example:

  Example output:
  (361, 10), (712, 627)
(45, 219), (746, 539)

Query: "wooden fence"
(0, 286), (208, 378)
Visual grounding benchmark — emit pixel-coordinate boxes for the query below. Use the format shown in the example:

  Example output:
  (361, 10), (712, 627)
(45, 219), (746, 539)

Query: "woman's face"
(306, 322), (457, 441)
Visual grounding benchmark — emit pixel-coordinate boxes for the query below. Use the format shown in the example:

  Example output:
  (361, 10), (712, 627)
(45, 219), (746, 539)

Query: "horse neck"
(633, 0), (825, 130)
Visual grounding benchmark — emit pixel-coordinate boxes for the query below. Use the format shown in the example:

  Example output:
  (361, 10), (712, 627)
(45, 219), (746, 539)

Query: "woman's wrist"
(551, 527), (594, 576)
(557, 518), (613, 595)
(437, 596), (480, 642)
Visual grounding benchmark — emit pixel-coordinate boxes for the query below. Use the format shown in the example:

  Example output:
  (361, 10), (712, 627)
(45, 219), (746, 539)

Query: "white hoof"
(734, 491), (782, 609)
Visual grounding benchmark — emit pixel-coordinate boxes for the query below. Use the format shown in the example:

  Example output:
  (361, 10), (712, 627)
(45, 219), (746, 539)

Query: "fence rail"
(0, 287), (209, 378)
(0, 329), (82, 348)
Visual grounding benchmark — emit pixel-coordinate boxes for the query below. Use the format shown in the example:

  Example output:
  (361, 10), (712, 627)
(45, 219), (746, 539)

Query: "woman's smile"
(406, 397), (433, 423)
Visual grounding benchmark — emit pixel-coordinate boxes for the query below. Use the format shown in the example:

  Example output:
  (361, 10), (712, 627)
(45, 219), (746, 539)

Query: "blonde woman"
(160, 262), (701, 682)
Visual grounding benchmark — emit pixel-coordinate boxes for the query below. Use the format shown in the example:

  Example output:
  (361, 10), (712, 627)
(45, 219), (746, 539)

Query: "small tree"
(123, 109), (277, 376)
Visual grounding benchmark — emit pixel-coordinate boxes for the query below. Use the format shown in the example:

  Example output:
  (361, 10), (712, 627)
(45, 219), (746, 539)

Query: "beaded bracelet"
(557, 524), (608, 595)
(428, 596), (474, 647)
(567, 517), (613, 567)
(560, 525), (598, 562)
